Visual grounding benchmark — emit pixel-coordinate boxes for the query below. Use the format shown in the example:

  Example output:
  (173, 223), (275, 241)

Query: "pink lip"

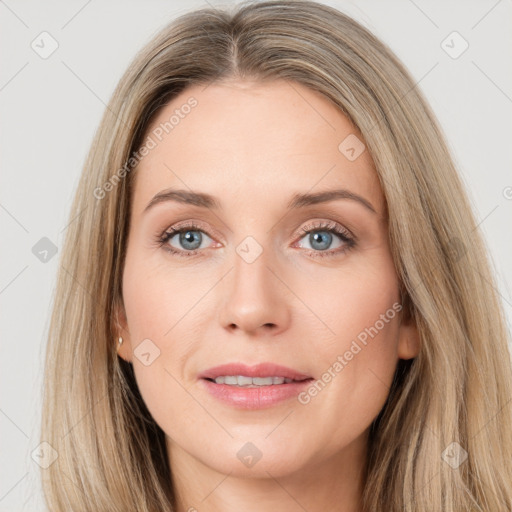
(198, 362), (312, 381)
(198, 363), (314, 410)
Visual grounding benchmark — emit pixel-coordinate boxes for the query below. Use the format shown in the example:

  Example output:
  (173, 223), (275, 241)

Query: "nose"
(218, 244), (291, 336)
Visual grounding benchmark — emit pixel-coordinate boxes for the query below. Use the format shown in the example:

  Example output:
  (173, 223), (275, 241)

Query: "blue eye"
(295, 221), (355, 258)
(158, 220), (355, 259)
(159, 226), (213, 256)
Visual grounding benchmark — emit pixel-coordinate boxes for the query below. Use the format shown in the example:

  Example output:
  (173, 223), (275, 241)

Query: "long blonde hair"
(41, 1), (512, 510)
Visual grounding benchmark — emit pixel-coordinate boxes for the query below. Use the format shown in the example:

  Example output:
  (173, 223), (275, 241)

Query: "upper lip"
(199, 363), (313, 381)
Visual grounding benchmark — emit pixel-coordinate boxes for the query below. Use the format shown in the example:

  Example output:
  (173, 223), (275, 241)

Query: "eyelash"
(157, 220), (356, 259)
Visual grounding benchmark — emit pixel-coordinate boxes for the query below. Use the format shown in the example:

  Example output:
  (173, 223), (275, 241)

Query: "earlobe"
(398, 295), (421, 359)
(116, 332), (133, 363)
(113, 301), (132, 363)
(397, 317), (421, 360)
(396, 292), (420, 360)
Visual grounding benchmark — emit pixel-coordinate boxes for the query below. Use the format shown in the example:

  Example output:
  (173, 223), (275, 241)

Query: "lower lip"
(200, 378), (314, 409)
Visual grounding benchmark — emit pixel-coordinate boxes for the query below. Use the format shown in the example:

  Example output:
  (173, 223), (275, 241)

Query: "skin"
(116, 79), (420, 512)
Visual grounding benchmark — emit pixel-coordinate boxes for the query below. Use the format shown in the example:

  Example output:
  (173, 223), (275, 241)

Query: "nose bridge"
(233, 235), (271, 294)
(218, 233), (290, 334)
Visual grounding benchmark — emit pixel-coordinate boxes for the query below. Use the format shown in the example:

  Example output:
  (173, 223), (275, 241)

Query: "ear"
(397, 298), (420, 360)
(113, 299), (132, 363)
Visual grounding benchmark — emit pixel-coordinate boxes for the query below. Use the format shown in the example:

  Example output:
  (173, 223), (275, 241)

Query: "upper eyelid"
(163, 219), (353, 244)
(298, 220), (353, 236)
(164, 220), (218, 237)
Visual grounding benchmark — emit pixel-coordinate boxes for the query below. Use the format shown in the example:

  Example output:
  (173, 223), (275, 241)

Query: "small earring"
(118, 337), (123, 345)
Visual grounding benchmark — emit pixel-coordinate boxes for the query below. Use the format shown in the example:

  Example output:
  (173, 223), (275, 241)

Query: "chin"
(203, 438), (309, 478)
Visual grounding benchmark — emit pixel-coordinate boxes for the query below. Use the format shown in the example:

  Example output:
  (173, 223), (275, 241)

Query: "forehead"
(130, 79), (383, 216)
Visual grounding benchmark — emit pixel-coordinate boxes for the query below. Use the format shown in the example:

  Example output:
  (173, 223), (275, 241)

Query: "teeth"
(213, 375), (294, 386)
(237, 375), (253, 386)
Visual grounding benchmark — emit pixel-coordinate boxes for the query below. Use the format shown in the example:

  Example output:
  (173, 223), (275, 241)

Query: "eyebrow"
(143, 187), (377, 215)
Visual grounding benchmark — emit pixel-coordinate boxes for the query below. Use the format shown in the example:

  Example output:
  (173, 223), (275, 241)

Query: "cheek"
(121, 252), (190, 417)
(121, 249), (227, 434)
(292, 253), (402, 424)
(291, 250), (401, 355)
(122, 248), (210, 340)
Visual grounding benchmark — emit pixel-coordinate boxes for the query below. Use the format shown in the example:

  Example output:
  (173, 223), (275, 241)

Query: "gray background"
(1, 0), (511, 510)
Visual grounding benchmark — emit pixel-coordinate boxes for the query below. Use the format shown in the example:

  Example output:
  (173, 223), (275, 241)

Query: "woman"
(40, 1), (512, 510)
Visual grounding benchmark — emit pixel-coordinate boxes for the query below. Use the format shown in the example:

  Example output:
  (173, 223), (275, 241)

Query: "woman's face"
(117, 79), (419, 480)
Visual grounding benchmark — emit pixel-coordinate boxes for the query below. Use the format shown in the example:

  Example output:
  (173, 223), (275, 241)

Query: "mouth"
(203, 375), (312, 387)
(198, 363), (314, 409)
(199, 362), (313, 383)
